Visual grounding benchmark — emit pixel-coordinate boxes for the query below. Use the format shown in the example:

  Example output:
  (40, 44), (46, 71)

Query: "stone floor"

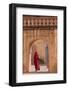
(29, 65), (48, 72)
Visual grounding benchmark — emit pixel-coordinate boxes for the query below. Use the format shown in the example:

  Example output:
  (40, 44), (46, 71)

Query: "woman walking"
(34, 51), (40, 71)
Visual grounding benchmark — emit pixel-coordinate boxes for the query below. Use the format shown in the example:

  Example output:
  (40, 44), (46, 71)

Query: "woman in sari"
(34, 51), (40, 71)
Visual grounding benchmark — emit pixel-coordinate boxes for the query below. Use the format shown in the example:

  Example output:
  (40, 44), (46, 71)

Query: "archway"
(29, 39), (49, 73)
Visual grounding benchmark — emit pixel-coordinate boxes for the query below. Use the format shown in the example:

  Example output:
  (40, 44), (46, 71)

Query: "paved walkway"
(30, 65), (48, 72)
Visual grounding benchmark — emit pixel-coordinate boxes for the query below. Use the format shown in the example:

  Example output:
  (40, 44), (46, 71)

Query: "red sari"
(34, 51), (40, 71)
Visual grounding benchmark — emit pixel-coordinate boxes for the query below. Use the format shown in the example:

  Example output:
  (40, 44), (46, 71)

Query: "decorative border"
(23, 15), (57, 30)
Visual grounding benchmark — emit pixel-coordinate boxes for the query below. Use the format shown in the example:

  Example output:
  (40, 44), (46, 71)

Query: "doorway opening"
(29, 39), (49, 73)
